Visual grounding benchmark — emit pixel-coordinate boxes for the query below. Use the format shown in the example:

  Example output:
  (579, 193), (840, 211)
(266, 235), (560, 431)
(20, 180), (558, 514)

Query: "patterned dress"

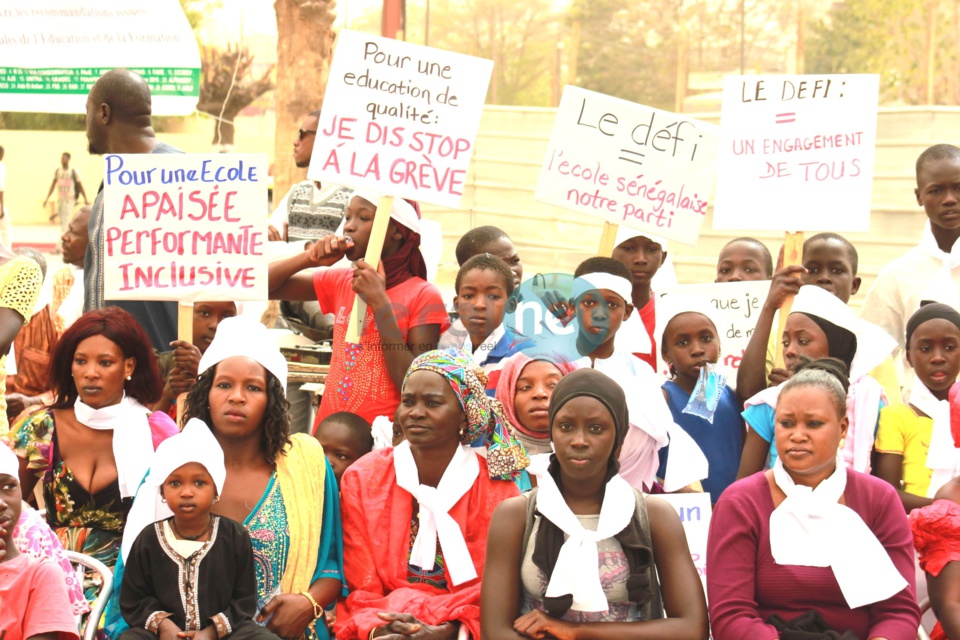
(6, 410), (130, 591)
(0, 256), (43, 433)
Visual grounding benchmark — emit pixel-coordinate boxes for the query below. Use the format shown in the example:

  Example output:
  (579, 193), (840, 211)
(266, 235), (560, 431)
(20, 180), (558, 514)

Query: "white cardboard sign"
(656, 493), (712, 592)
(535, 86), (720, 246)
(309, 30), (493, 208)
(102, 153), (269, 302)
(713, 74), (879, 232)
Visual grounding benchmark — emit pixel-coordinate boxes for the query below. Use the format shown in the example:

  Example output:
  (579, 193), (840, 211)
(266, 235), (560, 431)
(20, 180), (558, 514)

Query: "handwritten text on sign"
(102, 153), (268, 302)
(659, 281), (769, 388)
(309, 30), (492, 208)
(534, 86), (720, 246)
(713, 74), (879, 232)
(657, 493), (712, 592)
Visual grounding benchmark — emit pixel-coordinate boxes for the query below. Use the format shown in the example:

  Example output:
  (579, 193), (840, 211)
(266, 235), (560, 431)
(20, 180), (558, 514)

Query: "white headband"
(0, 445), (18, 478)
(572, 272), (634, 304)
(198, 316), (288, 390)
(351, 189), (420, 233)
(789, 285), (857, 334)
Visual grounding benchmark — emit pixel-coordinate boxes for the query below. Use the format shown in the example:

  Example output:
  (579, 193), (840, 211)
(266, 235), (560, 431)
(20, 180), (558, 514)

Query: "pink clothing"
(707, 470), (919, 640)
(13, 506), (88, 616)
(312, 269), (449, 425)
(147, 410), (179, 449)
(0, 553), (80, 640)
(635, 297), (656, 370)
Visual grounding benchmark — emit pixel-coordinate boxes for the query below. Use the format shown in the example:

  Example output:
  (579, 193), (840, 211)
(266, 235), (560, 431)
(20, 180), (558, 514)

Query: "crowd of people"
(5, 67), (960, 640)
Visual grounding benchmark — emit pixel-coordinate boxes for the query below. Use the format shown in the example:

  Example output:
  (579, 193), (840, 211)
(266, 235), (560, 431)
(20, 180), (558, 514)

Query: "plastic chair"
(64, 550), (113, 640)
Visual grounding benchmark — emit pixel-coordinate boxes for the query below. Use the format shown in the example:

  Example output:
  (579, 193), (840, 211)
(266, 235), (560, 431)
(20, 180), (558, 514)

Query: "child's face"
(716, 241), (770, 282)
(662, 312), (720, 384)
(513, 360), (564, 433)
(611, 235), (666, 289)
(455, 268), (509, 343)
(916, 157), (960, 231)
(782, 313), (830, 372)
(801, 239), (860, 303)
(161, 462), (216, 518)
(0, 473), (22, 545)
(478, 236), (523, 288)
(316, 421), (369, 484)
(576, 289), (632, 348)
(907, 318), (960, 400)
(193, 301), (238, 354)
(343, 196), (402, 261)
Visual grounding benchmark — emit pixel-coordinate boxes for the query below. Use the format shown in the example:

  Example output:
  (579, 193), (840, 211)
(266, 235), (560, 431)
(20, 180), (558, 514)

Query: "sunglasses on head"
(298, 129), (317, 141)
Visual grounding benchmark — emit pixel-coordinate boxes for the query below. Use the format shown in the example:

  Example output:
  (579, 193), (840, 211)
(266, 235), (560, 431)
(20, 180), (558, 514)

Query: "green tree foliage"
(807, 0), (959, 105)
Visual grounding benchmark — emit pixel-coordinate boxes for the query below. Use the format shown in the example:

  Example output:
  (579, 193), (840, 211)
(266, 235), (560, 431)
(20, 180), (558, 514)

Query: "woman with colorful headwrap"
(737, 285), (887, 478)
(336, 349), (525, 640)
(481, 368), (708, 640)
(268, 191), (449, 427)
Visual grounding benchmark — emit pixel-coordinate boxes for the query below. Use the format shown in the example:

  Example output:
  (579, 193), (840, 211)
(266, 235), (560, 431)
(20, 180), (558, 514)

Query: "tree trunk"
(274, 0), (337, 203)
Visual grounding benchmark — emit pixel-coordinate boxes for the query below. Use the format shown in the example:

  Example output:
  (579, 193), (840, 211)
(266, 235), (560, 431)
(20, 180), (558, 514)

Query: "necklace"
(171, 516), (213, 541)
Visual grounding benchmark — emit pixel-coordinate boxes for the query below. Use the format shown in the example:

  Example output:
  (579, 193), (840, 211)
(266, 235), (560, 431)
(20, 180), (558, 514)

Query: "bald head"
(86, 69), (155, 155)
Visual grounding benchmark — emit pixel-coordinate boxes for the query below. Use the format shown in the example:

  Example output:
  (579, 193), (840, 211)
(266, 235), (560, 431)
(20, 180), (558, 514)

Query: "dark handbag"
(766, 610), (860, 640)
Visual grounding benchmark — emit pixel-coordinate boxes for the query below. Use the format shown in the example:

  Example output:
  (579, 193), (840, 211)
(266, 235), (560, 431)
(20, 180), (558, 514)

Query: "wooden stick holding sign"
(177, 302), (193, 425)
(598, 221), (619, 257)
(773, 231), (804, 369)
(346, 196), (395, 344)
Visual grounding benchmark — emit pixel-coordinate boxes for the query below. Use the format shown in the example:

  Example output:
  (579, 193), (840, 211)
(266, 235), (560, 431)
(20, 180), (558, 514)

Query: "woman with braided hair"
(335, 348), (526, 640)
(480, 367), (708, 640)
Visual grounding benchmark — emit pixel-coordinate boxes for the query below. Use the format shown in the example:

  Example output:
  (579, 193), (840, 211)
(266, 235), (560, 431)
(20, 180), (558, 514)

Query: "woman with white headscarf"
(708, 359), (919, 639)
(174, 316), (345, 640)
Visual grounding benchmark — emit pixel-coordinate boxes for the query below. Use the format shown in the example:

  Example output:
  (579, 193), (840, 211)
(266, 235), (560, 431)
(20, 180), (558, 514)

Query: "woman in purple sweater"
(707, 358), (920, 640)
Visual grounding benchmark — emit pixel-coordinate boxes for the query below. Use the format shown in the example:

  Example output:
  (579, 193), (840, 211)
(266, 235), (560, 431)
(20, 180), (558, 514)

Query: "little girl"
(875, 303), (960, 512)
(118, 420), (280, 640)
(656, 296), (744, 501)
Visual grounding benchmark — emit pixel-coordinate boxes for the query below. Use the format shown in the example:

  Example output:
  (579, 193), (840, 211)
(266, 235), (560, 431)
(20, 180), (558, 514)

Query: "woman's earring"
(838, 437), (846, 450)
(126, 375), (132, 381)
(161, 497), (167, 503)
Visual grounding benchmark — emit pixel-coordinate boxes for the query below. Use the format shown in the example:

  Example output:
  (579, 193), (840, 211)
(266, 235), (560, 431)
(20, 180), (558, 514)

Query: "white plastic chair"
(64, 550), (113, 640)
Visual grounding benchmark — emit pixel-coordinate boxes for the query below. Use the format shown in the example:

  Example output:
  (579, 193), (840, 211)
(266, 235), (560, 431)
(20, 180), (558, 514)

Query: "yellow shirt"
(875, 403), (933, 497)
(0, 256), (43, 434)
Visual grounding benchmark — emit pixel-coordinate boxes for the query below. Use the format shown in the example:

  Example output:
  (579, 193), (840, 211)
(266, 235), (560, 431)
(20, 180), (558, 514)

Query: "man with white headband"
(268, 191), (449, 429)
(568, 257), (708, 494)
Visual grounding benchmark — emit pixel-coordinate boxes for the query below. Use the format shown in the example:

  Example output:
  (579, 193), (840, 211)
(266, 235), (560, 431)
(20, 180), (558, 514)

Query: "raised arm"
(736, 266), (805, 402)
(269, 236), (353, 301)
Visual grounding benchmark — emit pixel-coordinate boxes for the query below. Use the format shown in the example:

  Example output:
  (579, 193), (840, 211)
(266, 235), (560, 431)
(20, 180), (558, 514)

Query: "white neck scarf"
(461, 323), (505, 366)
(74, 394), (153, 498)
(912, 382), (960, 497)
(531, 464), (636, 612)
(393, 440), (480, 586)
(770, 458), (907, 609)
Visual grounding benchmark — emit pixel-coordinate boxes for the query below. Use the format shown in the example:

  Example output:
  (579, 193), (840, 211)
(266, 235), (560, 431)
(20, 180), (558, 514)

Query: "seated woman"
(335, 349), (527, 640)
(0, 444), (80, 640)
(910, 476), (960, 640)
(738, 285), (886, 478)
(495, 352), (577, 456)
(0, 244), (43, 434)
(182, 316), (345, 640)
(4, 307), (176, 582)
(481, 368), (707, 640)
(709, 359), (920, 640)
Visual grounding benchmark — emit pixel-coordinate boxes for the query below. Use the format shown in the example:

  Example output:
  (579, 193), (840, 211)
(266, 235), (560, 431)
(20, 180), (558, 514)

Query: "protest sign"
(534, 86), (720, 246)
(0, 0), (200, 115)
(657, 493), (712, 590)
(309, 29), (493, 208)
(658, 281), (769, 386)
(713, 74), (879, 232)
(102, 153), (269, 302)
